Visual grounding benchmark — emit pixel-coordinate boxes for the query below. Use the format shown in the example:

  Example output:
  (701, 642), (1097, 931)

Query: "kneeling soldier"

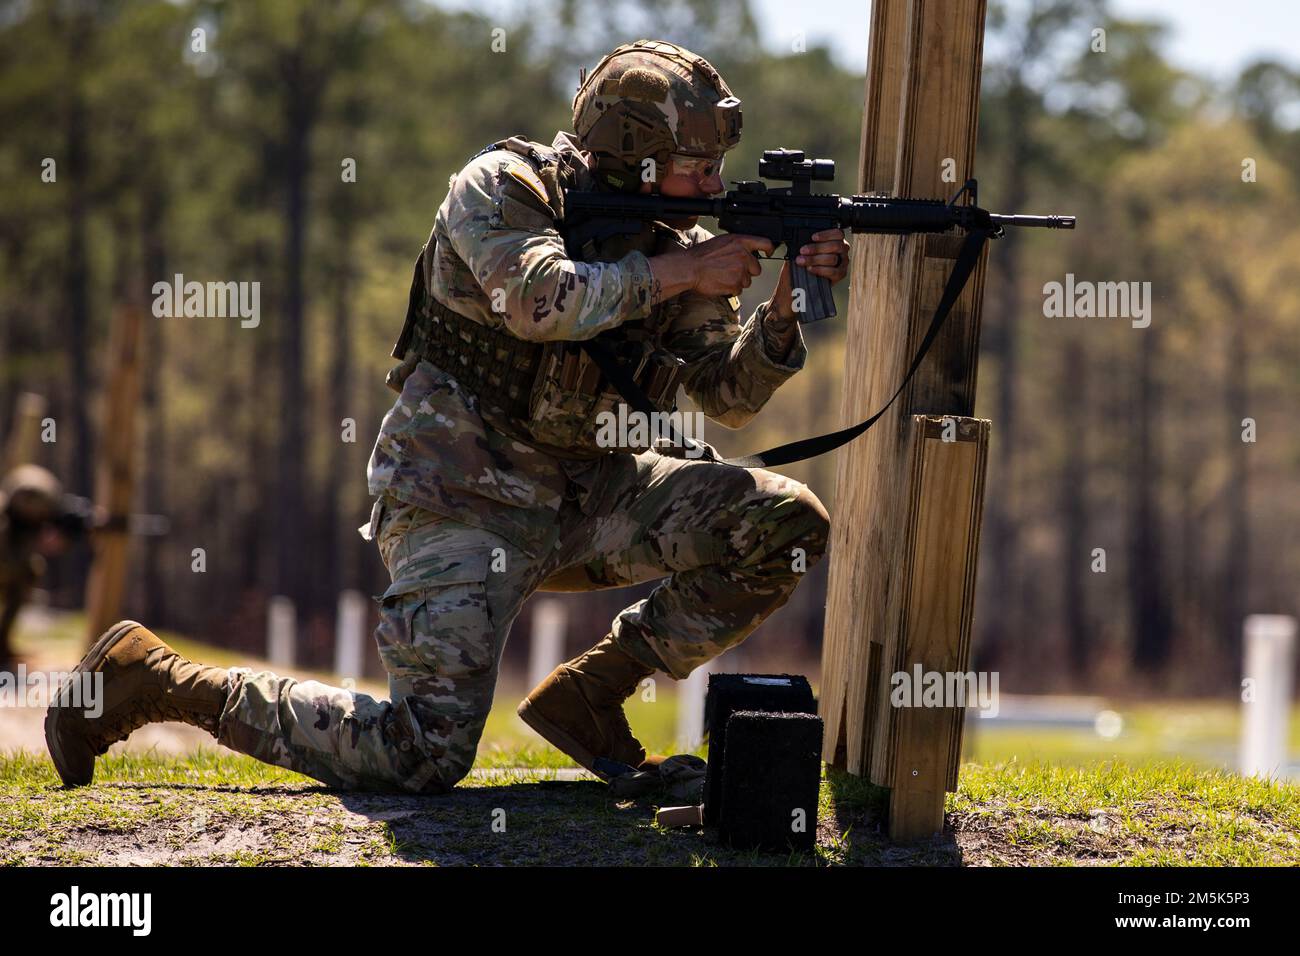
(46, 39), (846, 791)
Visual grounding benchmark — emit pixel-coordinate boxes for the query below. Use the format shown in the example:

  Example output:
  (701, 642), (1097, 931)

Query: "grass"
(951, 759), (1300, 866)
(6, 615), (1300, 865)
(3, 745), (1298, 866)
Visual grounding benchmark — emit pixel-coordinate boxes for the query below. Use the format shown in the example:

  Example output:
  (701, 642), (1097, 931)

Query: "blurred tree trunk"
(1129, 301), (1172, 670)
(274, 44), (322, 618)
(63, 48), (93, 507)
(979, 76), (1030, 670)
(325, 217), (355, 599)
(139, 176), (168, 626)
(244, 239), (276, 595)
(1220, 278), (1250, 653)
(1061, 334), (1089, 677)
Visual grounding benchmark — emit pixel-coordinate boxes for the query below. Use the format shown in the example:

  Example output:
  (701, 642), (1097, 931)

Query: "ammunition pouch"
(394, 267), (541, 421)
(390, 253), (684, 457)
(528, 328), (685, 453)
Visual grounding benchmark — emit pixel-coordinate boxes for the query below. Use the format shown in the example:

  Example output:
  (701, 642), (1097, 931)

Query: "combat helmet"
(572, 39), (742, 192)
(0, 465), (64, 525)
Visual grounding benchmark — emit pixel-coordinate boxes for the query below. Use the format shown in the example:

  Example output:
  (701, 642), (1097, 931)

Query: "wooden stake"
(820, 0), (992, 840)
(83, 304), (144, 645)
(2, 392), (48, 473)
(882, 415), (989, 839)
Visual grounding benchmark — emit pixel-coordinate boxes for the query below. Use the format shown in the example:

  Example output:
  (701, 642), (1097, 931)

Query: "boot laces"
(87, 654), (221, 754)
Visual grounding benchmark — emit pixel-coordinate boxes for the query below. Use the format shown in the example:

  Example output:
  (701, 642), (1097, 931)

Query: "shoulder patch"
(505, 162), (549, 205)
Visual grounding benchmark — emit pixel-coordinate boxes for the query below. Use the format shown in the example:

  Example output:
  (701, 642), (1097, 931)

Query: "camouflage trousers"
(217, 451), (829, 793)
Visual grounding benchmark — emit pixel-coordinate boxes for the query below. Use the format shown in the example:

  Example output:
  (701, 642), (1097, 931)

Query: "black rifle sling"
(580, 338), (701, 455)
(726, 226), (991, 468)
(582, 226), (990, 469)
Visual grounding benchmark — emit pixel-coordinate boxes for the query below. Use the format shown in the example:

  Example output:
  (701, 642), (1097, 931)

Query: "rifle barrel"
(990, 214), (1076, 229)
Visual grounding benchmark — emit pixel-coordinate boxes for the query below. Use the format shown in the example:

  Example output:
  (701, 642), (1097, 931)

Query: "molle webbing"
(407, 288), (543, 420)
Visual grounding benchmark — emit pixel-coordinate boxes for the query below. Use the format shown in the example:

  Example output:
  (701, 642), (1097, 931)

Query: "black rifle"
(52, 496), (170, 538)
(563, 147), (1074, 322)
(561, 148), (1075, 467)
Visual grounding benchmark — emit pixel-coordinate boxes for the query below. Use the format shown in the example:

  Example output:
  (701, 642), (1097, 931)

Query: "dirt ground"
(1, 764), (966, 867)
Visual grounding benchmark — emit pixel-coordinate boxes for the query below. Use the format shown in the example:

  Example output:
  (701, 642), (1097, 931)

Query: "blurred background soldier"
(0, 465), (77, 670)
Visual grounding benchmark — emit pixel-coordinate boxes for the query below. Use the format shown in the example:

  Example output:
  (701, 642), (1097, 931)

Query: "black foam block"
(703, 673), (815, 825)
(717, 710), (823, 853)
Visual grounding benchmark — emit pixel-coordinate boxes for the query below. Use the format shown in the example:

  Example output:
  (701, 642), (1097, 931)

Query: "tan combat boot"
(44, 620), (230, 787)
(517, 634), (664, 780)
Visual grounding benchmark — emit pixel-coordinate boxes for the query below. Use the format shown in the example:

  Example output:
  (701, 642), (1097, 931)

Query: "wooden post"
(820, 0), (993, 841)
(2, 392), (48, 472)
(83, 305), (144, 644)
(878, 416), (989, 837)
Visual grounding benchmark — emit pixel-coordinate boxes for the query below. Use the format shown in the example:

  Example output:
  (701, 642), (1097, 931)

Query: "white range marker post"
(676, 657), (715, 752)
(267, 595), (296, 669)
(527, 598), (568, 692)
(1240, 614), (1296, 779)
(334, 589), (367, 683)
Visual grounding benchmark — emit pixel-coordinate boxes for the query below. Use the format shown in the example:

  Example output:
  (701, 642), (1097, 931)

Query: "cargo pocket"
(527, 341), (604, 450)
(374, 549), (497, 705)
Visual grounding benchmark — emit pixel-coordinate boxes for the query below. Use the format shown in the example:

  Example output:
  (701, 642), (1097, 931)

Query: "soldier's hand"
(795, 229), (850, 283)
(686, 234), (774, 297)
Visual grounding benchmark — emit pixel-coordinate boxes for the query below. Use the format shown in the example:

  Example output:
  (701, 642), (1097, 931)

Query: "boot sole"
(516, 697), (608, 781)
(44, 620), (144, 788)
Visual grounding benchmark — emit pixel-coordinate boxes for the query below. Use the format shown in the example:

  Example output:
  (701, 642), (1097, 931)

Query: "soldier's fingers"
(795, 252), (846, 268)
(799, 240), (850, 256)
(733, 235), (776, 255)
(810, 229), (845, 242)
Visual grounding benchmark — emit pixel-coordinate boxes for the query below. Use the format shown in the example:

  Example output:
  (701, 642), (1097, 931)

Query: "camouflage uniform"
(0, 466), (62, 664)
(0, 524), (41, 664)
(216, 128), (830, 793)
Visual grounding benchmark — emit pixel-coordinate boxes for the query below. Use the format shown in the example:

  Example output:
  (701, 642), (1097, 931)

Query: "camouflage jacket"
(365, 131), (808, 558)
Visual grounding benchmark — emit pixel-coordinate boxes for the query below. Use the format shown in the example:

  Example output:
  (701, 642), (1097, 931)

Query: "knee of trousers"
(744, 479), (830, 571)
(790, 483), (831, 561)
(374, 581), (503, 793)
(218, 670), (482, 795)
(316, 702), (483, 795)
(384, 697), (483, 794)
